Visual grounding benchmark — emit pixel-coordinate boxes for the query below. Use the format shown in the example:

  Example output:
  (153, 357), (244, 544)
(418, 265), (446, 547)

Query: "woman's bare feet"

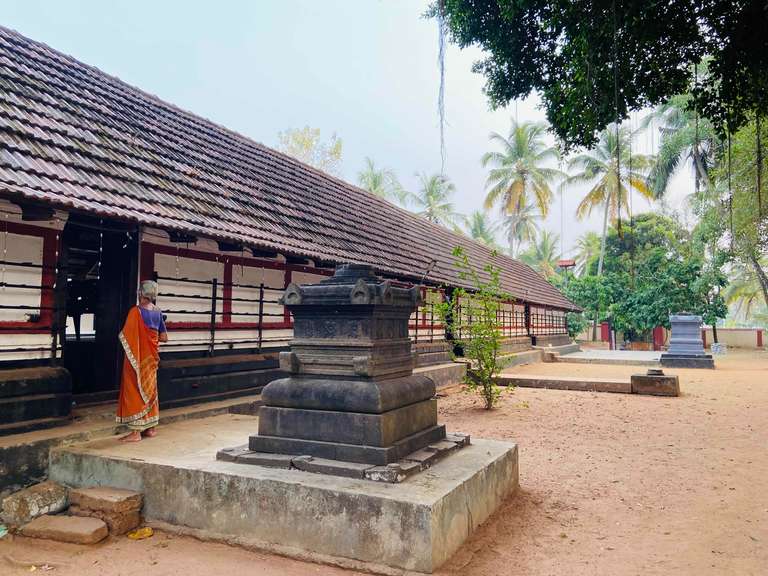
(143, 427), (157, 438)
(120, 431), (142, 442)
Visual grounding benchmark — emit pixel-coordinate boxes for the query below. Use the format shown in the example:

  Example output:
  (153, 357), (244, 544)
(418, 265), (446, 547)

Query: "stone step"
(70, 487), (142, 513)
(498, 349), (543, 369)
(21, 514), (108, 544)
(1, 480), (68, 526)
(69, 504), (140, 535)
(413, 362), (466, 391)
(416, 350), (453, 367)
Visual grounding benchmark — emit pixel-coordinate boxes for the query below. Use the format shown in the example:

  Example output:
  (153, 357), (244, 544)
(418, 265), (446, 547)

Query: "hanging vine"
(437, 0), (448, 174)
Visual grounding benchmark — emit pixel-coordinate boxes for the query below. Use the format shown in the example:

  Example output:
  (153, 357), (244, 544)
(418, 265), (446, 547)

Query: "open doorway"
(60, 215), (139, 402)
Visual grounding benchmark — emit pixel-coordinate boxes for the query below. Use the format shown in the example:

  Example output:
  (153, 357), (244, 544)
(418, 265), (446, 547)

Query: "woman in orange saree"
(116, 280), (168, 442)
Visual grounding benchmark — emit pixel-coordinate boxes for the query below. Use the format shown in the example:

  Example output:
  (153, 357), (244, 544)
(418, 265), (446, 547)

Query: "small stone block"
(216, 445), (251, 462)
(403, 449), (440, 467)
(445, 433), (471, 447)
(235, 452), (294, 468)
(390, 460), (422, 478)
(631, 374), (681, 397)
(21, 514), (108, 544)
(69, 487), (142, 514)
(364, 466), (402, 483)
(427, 440), (460, 455)
(1, 481), (68, 526)
(291, 456), (373, 479)
(69, 504), (141, 536)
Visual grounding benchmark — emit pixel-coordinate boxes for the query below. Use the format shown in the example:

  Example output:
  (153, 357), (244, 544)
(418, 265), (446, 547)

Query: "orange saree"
(116, 306), (160, 430)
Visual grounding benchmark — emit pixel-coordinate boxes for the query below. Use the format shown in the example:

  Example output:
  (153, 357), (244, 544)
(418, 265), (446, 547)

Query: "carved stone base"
(249, 424), (447, 465)
(660, 353), (714, 369)
(258, 399), (438, 447)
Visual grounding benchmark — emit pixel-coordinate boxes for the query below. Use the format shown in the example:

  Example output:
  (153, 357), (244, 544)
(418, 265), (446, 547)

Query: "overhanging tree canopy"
(434, 0), (768, 148)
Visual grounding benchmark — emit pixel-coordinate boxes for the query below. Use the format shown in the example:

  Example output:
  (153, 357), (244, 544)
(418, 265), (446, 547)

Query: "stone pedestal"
(660, 314), (714, 369)
(631, 369), (680, 396)
(244, 264), (448, 465)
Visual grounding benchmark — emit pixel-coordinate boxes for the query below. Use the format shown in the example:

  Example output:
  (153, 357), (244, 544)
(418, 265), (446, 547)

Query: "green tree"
(277, 126), (343, 176)
(642, 92), (719, 197)
(409, 172), (460, 227)
(565, 124), (653, 276)
(602, 213), (728, 339)
(356, 157), (408, 205)
(502, 196), (539, 257)
(433, 1), (768, 148)
(709, 117), (768, 309)
(481, 120), (562, 218)
(436, 246), (510, 409)
(518, 230), (560, 279)
(462, 211), (500, 248)
(574, 231), (602, 276)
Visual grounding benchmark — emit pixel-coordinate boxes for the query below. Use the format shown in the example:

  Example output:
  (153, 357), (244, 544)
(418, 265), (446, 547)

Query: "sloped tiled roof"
(0, 26), (578, 311)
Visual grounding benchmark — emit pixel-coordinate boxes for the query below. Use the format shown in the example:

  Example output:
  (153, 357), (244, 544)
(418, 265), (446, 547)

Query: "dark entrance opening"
(60, 215), (138, 403)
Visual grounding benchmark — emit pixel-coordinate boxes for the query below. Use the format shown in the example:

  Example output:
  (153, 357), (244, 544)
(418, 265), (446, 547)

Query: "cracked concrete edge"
(144, 520), (413, 576)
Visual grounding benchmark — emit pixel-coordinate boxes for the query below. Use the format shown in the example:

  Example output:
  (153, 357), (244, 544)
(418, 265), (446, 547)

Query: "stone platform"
(48, 414), (518, 573)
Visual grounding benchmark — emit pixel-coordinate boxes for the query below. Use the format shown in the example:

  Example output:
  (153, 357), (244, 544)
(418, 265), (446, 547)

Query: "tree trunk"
(712, 323), (719, 344)
(748, 252), (768, 308)
(597, 198), (610, 276)
(692, 149), (712, 191)
(591, 199), (610, 341)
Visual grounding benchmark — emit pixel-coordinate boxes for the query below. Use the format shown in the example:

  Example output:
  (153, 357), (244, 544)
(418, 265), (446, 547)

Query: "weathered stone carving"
(249, 263), (446, 465)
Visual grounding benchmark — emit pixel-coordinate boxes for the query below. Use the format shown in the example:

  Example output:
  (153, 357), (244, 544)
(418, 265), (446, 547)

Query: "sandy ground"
(2, 350), (767, 575)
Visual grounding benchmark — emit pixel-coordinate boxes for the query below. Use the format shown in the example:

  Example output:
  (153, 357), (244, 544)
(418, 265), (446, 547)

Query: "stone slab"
(1, 480), (68, 526)
(49, 437), (517, 573)
(249, 424), (447, 465)
(414, 362), (467, 391)
(257, 399), (437, 447)
(21, 514), (108, 544)
(69, 487), (142, 513)
(660, 354), (715, 369)
(497, 374), (632, 394)
(631, 374), (681, 396)
(69, 504), (141, 535)
(291, 456), (373, 479)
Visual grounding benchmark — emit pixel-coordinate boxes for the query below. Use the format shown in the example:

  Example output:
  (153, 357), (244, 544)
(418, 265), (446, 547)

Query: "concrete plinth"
(48, 415), (517, 573)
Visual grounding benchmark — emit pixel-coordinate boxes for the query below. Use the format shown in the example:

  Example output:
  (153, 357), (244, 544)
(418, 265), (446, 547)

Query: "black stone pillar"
(248, 264), (446, 465)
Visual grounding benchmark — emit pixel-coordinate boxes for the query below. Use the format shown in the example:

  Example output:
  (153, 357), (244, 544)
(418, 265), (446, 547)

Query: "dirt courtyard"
(2, 350), (766, 575)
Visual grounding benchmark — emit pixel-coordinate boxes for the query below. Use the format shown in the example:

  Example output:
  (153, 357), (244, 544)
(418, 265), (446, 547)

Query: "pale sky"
(3, 0), (694, 256)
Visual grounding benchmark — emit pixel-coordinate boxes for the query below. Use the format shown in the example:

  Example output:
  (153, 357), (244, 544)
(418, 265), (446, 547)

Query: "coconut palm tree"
(357, 157), (408, 205)
(641, 93), (719, 198)
(574, 231), (602, 276)
(462, 211), (500, 247)
(518, 230), (561, 278)
(565, 124), (654, 276)
(481, 120), (563, 218)
(502, 196), (540, 257)
(409, 172), (459, 227)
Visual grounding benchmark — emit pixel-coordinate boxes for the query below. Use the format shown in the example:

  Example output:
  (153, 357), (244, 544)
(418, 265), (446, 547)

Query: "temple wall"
(0, 199), (66, 361)
(140, 227), (330, 354)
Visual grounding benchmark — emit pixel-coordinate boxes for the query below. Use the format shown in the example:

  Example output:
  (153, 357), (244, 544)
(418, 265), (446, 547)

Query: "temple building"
(0, 26), (578, 433)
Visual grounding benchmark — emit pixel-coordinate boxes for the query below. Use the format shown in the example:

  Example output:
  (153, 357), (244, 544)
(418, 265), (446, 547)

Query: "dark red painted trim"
(758, 329), (763, 347)
(141, 241), (334, 331)
(165, 321), (292, 331)
(222, 261), (233, 324)
(0, 222), (59, 333)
